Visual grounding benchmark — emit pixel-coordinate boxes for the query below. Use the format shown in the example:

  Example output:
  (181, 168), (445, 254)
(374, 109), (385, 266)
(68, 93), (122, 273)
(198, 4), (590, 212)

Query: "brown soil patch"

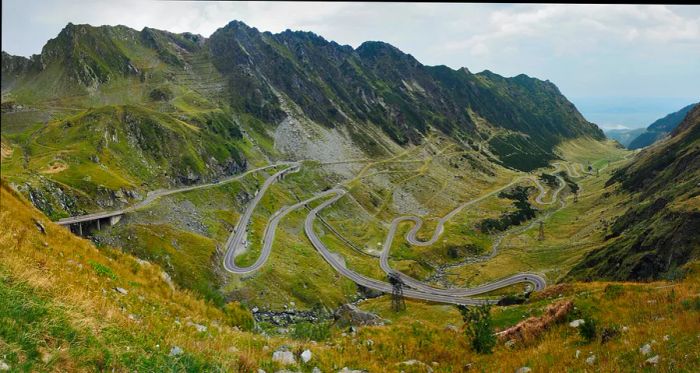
(530, 283), (574, 301)
(41, 161), (68, 174)
(1, 142), (13, 159)
(497, 299), (573, 343)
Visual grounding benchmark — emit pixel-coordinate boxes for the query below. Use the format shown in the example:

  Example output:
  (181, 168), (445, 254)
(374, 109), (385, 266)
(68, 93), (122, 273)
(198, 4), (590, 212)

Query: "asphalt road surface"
(218, 162), (575, 305)
(57, 163), (293, 225)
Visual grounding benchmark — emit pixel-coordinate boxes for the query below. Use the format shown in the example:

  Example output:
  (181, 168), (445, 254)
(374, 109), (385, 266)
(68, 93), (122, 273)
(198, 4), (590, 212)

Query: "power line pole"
(388, 272), (406, 312)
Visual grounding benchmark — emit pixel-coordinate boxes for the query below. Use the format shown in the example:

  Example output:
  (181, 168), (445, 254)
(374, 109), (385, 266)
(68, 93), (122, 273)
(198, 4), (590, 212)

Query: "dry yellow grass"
(1, 179), (699, 372)
(0, 141), (13, 159)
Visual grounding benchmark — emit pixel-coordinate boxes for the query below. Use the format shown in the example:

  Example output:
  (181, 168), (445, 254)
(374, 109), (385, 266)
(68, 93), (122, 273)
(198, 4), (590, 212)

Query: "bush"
(600, 325), (620, 344)
(290, 321), (331, 341)
(497, 294), (528, 306)
(681, 297), (700, 311)
(458, 305), (496, 354)
(579, 316), (597, 343)
(223, 302), (255, 331)
(88, 260), (117, 280)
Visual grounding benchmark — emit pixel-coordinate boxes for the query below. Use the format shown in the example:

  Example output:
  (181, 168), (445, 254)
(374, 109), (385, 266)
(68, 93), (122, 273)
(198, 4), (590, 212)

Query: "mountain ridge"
(627, 102), (698, 149)
(3, 20), (603, 172)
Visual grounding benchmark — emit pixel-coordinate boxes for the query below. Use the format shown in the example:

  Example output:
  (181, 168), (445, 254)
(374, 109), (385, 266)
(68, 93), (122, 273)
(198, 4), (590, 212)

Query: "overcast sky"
(2, 1), (698, 129)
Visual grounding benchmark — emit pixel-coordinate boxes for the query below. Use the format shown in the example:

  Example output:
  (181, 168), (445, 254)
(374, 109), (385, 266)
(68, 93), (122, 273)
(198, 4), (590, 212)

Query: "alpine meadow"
(1, 3), (699, 372)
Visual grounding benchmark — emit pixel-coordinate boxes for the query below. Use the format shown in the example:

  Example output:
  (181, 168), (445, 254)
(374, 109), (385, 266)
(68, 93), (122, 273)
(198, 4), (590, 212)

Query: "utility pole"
(388, 272), (406, 312)
(538, 222), (545, 241)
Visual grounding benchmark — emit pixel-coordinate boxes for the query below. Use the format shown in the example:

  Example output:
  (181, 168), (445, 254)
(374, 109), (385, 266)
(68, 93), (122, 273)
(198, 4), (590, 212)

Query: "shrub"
(223, 302), (255, 331)
(290, 321), (331, 341)
(600, 325), (620, 344)
(458, 305), (496, 354)
(497, 294), (528, 306)
(681, 297), (700, 311)
(579, 316), (597, 343)
(88, 260), (117, 280)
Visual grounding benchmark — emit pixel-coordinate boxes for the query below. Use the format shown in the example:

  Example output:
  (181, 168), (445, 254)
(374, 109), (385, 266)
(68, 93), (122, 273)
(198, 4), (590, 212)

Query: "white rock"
(663, 335), (670, 341)
(397, 360), (433, 373)
(161, 271), (175, 289)
(575, 350), (581, 358)
(515, 367), (532, 373)
(114, 287), (128, 295)
(169, 346), (183, 356)
(312, 368), (322, 373)
(586, 355), (596, 366)
(622, 326), (629, 332)
(257, 370), (266, 373)
(187, 321), (207, 332)
(337, 368), (365, 373)
(640, 343), (652, 355)
(646, 355), (660, 365)
(301, 349), (312, 363)
(569, 319), (585, 328)
(272, 350), (296, 365)
(0, 361), (10, 371)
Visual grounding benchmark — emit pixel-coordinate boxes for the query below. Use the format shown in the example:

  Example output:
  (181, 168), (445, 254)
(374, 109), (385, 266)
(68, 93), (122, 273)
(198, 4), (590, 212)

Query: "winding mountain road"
(57, 163), (293, 225)
(219, 161), (574, 305)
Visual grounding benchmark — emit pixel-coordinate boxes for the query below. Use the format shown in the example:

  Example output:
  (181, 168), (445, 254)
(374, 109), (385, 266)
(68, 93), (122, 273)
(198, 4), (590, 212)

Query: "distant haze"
(2, 1), (698, 129)
(572, 97), (698, 130)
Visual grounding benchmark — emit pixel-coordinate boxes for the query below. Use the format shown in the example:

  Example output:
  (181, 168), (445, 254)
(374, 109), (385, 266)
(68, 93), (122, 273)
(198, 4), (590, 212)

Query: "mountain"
(3, 21), (602, 158)
(604, 127), (645, 147)
(569, 104), (700, 281)
(1, 21), (605, 221)
(627, 103), (698, 149)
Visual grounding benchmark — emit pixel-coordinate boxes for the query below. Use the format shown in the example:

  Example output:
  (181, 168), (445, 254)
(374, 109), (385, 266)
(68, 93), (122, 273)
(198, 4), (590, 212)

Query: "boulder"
(272, 349), (296, 365)
(337, 368), (366, 373)
(645, 355), (659, 365)
(334, 304), (384, 327)
(397, 359), (433, 372)
(301, 349), (312, 363)
(640, 343), (652, 355)
(187, 321), (207, 332)
(569, 319), (585, 328)
(169, 346), (183, 356)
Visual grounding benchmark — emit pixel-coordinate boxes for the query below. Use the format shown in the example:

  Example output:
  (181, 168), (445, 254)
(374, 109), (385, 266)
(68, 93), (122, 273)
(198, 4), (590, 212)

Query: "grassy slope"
(443, 138), (632, 286)
(85, 134), (635, 309)
(2, 181), (699, 372)
(568, 108), (700, 281)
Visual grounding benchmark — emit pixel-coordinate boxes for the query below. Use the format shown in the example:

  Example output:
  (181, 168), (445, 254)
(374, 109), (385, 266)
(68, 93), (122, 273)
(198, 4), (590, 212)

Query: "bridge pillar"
(109, 215), (121, 226)
(78, 223), (83, 236)
(97, 219), (101, 231)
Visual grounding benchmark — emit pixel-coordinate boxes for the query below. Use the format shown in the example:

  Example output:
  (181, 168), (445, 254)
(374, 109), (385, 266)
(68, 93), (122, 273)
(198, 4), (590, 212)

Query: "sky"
(2, 1), (699, 129)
